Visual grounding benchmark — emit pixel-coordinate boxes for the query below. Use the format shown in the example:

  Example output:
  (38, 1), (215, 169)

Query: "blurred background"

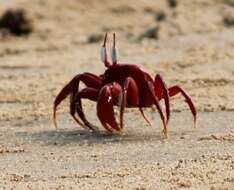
(0, 0), (234, 122)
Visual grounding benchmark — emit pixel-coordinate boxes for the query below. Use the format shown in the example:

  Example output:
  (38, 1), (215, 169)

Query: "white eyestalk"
(101, 33), (110, 67)
(101, 46), (106, 63)
(112, 33), (117, 65)
(111, 46), (117, 65)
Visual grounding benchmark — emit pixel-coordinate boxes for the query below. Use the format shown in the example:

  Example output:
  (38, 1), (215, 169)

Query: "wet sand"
(0, 0), (234, 189)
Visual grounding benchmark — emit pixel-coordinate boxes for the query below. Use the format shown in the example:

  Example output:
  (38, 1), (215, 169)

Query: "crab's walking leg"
(53, 73), (102, 128)
(72, 88), (99, 131)
(97, 83), (122, 133)
(120, 77), (140, 129)
(69, 73), (101, 129)
(154, 74), (170, 124)
(139, 108), (152, 126)
(147, 81), (168, 136)
(168, 85), (197, 127)
(69, 96), (86, 129)
(120, 76), (151, 126)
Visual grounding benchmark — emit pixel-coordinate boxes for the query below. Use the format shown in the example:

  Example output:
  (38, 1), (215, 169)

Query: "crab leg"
(147, 81), (168, 136)
(53, 73), (102, 128)
(168, 85), (197, 127)
(120, 77), (141, 129)
(72, 87), (99, 131)
(139, 108), (152, 126)
(69, 95), (86, 129)
(97, 83), (122, 133)
(154, 74), (170, 124)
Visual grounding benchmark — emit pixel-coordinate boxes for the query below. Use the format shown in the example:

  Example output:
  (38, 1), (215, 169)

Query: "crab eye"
(111, 46), (117, 64)
(101, 47), (106, 63)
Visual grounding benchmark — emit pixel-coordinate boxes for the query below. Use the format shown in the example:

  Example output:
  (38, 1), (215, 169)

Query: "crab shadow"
(16, 112), (203, 146)
(17, 127), (165, 146)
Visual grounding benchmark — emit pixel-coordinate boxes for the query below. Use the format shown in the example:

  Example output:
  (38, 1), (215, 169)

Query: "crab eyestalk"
(101, 33), (111, 67)
(111, 33), (118, 65)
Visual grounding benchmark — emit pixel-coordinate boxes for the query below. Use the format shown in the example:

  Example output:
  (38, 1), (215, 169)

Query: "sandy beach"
(0, 0), (234, 189)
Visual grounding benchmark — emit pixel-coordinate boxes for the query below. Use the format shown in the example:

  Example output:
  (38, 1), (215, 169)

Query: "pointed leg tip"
(116, 125), (123, 135)
(116, 129), (123, 135)
(53, 117), (58, 129)
(162, 123), (168, 138)
(193, 121), (197, 128)
(139, 108), (152, 126)
(90, 125), (99, 132)
(53, 109), (58, 129)
(162, 129), (168, 139)
(120, 120), (124, 130)
(105, 122), (122, 135)
(193, 116), (197, 128)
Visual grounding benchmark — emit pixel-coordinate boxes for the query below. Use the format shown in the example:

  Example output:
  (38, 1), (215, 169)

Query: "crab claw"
(97, 83), (122, 133)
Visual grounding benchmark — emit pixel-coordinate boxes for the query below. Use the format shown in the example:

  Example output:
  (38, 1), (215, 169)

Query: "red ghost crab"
(53, 33), (197, 137)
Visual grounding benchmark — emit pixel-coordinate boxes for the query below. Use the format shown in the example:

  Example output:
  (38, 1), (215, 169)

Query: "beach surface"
(0, 0), (234, 189)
